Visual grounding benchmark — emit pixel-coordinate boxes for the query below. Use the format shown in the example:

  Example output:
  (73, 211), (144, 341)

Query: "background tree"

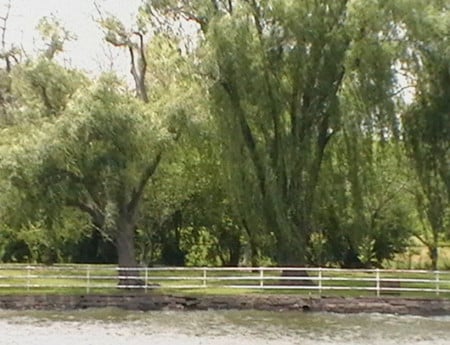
(168, 0), (402, 265)
(403, 56), (450, 270)
(315, 139), (414, 268)
(398, 1), (450, 269)
(29, 76), (175, 276)
(146, 0), (446, 267)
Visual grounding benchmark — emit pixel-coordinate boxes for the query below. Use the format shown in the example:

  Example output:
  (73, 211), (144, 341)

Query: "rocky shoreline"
(1, 294), (450, 316)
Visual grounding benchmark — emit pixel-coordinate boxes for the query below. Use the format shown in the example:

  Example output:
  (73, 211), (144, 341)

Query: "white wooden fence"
(0, 265), (449, 297)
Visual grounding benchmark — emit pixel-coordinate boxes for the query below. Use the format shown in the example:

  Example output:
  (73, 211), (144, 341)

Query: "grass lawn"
(388, 244), (450, 270)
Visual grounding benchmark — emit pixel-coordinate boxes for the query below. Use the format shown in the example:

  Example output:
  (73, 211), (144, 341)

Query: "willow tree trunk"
(116, 213), (141, 287)
(429, 245), (438, 271)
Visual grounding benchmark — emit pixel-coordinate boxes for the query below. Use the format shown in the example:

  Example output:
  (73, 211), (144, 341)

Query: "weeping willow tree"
(152, 0), (403, 265)
(400, 2), (450, 269)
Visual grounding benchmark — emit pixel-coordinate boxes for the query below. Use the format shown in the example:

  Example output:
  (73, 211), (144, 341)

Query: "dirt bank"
(1, 294), (450, 316)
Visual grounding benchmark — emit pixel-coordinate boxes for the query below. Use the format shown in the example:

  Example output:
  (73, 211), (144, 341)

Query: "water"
(1, 308), (450, 345)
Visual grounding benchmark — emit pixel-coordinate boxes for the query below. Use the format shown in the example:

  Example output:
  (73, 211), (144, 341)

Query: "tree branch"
(127, 151), (163, 217)
(221, 80), (267, 197)
(227, 0), (233, 13)
(1, 0), (11, 72)
(133, 31), (149, 103)
(49, 167), (103, 214)
(128, 45), (140, 96)
(65, 199), (104, 227)
(157, 5), (209, 32)
(0, 0), (11, 50)
(38, 84), (54, 114)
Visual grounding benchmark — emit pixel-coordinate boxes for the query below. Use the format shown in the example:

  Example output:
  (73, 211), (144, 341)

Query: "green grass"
(388, 245), (450, 270)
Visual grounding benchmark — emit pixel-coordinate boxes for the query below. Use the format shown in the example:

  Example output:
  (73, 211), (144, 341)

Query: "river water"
(1, 308), (449, 345)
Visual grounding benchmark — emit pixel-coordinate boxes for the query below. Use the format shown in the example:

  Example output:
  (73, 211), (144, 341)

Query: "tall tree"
(149, 0), (403, 264)
(5, 75), (176, 276)
(399, 1), (450, 269)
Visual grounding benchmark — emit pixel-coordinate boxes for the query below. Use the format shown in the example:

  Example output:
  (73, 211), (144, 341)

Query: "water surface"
(1, 308), (449, 345)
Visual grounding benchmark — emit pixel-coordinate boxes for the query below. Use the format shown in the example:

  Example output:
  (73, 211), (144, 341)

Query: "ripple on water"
(0, 309), (450, 345)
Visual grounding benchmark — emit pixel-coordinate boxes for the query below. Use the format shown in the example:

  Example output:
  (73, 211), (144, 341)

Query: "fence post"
(202, 268), (207, 288)
(26, 266), (30, 291)
(86, 265), (90, 294)
(435, 270), (440, 296)
(376, 269), (380, 297)
(259, 268), (264, 288)
(145, 267), (148, 293)
(318, 267), (322, 296)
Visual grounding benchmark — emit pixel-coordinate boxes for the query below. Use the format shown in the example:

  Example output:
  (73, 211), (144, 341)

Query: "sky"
(1, 0), (143, 77)
(1, 0), (414, 103)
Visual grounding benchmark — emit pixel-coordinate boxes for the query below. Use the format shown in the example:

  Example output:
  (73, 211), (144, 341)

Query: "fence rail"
(0, 265), (450, 297)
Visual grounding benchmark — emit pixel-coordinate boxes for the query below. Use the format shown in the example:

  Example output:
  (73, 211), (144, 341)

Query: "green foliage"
(197, 0), (405, 264)
(399, 2), (450, 269)
(0, 3), (448, 269)
(314, 139), (414, 267)
(0, 225), (29, 262)
(10, 58), (87, 118)
(180, 226), (221, 266)
(36, 16), (76, 59)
